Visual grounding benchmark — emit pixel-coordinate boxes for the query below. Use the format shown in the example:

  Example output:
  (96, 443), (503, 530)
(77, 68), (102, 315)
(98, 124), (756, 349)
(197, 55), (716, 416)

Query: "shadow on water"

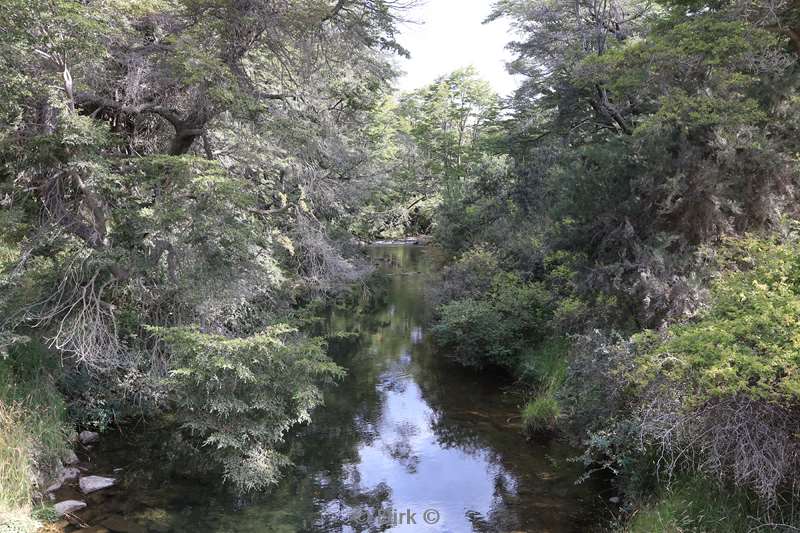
(63, 245), (607, 532)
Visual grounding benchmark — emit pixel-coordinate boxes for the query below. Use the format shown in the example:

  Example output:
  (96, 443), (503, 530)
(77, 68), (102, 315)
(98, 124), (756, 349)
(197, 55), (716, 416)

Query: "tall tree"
(0, 0), (411, 490)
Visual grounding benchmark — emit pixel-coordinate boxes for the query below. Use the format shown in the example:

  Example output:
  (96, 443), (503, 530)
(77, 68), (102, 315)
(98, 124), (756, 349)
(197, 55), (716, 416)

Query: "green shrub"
(637, 237), (800, 404)
(432, 273), (551, 368)
(30, 504), (57, 523)
(432, 298), (511, 367)
(623, 237), (800, 506)
(151, 324), (344, 492)
(435, 245), (501, 304)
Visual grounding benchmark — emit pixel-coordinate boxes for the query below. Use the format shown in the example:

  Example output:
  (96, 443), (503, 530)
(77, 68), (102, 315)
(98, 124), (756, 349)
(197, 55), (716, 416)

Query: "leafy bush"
(432, 298), (511, 367)
(151, 324), (344, 492)
(433, 245), (501, 305)
(432, 273), (551, 368)
(628, 237), (800, 505)
(638, 237), (800, 403)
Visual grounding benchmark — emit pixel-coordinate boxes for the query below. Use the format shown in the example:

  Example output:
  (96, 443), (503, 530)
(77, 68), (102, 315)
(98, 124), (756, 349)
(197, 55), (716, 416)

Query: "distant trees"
(354, 67), (508, 239)
(399, 67), (503, 195)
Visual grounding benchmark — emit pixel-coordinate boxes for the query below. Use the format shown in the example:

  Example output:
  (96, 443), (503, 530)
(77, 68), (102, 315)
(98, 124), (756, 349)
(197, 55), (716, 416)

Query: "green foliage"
(150, 325), (344, 492)
(435, 245), (502, 303)
(29, 504), (57, 523)
(432, 272), (551, 368)
(518, 338), (569, 386)
(624, 475), (757, 533)
(353, 67), (507, 239)
(518, 340), (568, 434)
(0, 0), (410, 501)
(521, 396), (561, 435)
(0, 341), (69, 519)
(637, 237), (800, 403)
(399, 67), (503, 189)
(483, 0), (799, 329)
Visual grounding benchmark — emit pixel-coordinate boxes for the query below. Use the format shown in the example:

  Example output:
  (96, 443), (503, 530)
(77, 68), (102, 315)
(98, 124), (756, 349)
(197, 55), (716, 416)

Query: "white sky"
(393, 0), (521, 97)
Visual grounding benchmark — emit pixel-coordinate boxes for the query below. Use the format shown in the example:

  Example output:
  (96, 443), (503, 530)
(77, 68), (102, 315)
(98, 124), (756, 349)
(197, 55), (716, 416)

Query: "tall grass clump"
(519, 339), (568, 435)
(0, 340), (69, 531)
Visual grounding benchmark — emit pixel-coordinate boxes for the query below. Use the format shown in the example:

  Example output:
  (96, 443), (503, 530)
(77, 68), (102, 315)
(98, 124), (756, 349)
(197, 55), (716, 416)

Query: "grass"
(624, 475), (757, 533)
(0, 340), (69, 532)
(521, 396), (560, 434)
(518, 338), (568, 435)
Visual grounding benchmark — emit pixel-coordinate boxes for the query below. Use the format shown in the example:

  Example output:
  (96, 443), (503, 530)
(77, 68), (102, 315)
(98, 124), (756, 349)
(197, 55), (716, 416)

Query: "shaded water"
(62, 246), (604, 532)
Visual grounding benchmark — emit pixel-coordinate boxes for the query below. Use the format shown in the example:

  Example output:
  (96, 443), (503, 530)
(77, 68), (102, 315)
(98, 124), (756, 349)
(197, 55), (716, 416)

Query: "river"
(58, 245), (603, 532)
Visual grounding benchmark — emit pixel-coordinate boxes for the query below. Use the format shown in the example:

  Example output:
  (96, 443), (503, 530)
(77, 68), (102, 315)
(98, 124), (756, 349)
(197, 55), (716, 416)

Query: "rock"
(609, 496), (621, 504)
(63, 449), (79, 465)
(79, 430), (100, 444)
(54, 500), (87, 516)
(61, 466), (81, 481)
(46, 480), (63, 493)
(80, 475), (116, 494)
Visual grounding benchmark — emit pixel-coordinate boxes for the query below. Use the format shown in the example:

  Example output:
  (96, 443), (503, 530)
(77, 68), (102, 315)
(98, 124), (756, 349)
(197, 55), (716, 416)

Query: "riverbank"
(9, 245), (608, 532)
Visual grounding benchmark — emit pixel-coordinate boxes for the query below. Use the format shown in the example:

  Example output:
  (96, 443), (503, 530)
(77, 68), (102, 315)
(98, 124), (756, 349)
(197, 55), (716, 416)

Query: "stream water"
(59, 245), (604, 532)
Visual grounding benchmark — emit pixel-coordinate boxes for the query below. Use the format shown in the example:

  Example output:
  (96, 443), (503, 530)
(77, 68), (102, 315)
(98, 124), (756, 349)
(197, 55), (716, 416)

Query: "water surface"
(63, 245), (602, 532)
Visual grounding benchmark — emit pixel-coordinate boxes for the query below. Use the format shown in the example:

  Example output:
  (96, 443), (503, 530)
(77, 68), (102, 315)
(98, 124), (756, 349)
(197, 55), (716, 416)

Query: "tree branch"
(74, 92), (183, 128)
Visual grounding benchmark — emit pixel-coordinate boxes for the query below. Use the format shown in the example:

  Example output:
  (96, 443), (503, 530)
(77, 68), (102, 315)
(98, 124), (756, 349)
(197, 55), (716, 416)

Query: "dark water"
(61, 246), (604, 532)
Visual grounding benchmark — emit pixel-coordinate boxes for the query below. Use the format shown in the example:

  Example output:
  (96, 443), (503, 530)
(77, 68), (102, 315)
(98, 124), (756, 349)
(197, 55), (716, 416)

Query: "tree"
(0, 0), (411, 490)
(399, 67), (503, 197)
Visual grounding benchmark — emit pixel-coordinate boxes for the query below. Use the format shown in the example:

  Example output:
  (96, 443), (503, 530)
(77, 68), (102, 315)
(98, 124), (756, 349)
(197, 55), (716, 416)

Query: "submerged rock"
(80, 475), (116, 494)
(54, 500), (87, 516)
(79, 430), (100, 444)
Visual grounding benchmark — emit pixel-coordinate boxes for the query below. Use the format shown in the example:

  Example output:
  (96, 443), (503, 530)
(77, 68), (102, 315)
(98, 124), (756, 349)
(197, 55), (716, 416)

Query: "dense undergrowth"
(419, 0), (800, 528)
(431, 230), (800, 531)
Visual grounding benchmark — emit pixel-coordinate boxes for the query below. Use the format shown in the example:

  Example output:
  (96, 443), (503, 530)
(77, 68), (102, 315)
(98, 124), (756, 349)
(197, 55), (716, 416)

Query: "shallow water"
(61, 245), (604, 532)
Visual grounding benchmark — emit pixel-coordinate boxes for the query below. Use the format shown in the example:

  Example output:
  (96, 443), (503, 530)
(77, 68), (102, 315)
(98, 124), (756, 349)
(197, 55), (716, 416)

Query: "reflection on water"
(66, 246), (603, 532)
